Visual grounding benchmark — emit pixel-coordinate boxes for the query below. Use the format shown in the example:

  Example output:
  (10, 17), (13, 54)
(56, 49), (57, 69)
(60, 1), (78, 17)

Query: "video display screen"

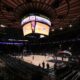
(23, 22), (32, 36)
(35, 22), (50, 35)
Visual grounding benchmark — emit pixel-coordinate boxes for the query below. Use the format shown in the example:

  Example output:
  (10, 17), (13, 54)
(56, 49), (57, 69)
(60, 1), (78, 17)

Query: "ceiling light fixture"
(69, 24), (72, 28)
(0, 24), (6, 28)
(52, 29), (55, 31)
(59, 27), (63, 30)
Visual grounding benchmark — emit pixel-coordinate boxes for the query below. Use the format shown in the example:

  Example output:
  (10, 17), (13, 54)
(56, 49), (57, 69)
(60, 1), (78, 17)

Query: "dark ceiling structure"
(0, 0), (80, 27)
(0, 0), (80, 43)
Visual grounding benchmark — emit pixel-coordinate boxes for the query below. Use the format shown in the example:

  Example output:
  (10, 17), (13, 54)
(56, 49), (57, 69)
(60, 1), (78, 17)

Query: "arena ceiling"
(0, 0), (80, 42)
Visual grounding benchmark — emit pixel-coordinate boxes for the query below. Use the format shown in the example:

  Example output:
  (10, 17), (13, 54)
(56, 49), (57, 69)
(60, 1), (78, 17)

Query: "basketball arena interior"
(0, 0), (80, 80)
